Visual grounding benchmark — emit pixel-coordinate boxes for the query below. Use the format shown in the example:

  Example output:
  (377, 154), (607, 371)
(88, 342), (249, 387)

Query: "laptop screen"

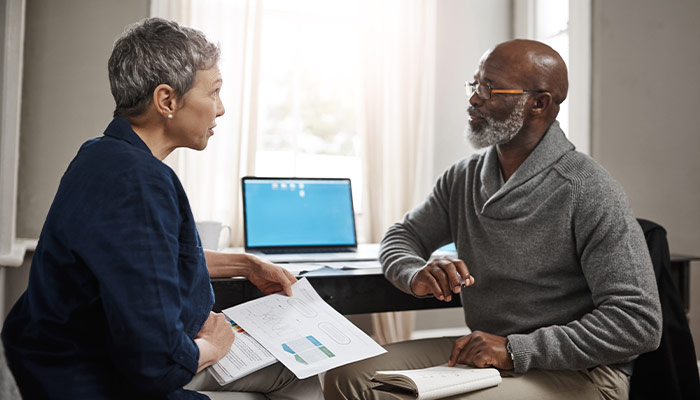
(242, 177), (357, 249)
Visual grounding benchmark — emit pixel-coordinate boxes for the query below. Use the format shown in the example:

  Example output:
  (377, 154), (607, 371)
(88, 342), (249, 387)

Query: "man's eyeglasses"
(466, 81), (548, 100)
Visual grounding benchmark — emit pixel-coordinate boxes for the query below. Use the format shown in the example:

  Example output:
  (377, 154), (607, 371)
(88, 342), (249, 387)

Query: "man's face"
(464, 95), (528, 149)
(464, 52), (530, 149)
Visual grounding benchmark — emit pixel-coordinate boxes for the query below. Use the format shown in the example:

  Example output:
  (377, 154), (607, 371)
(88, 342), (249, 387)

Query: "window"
(152, 0), (438, 242)
(514, 0), (591, 154)
(533, 0), (570, 135)
(254, 0), (364, 209)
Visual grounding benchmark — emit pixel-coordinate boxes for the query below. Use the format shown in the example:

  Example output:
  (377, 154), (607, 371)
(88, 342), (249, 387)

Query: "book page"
(374, 364), (502, 400)
(223, 278), (386, 379)
(208, 319), (277, 385)
(323, 260), (381, 270)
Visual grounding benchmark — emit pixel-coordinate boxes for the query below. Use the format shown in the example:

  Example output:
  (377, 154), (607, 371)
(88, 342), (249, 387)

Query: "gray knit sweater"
(380, 122), (662, 374)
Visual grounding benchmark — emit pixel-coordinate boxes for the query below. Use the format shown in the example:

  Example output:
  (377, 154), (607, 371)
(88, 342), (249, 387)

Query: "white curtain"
(152, 0), (262, 247)
(153, 0), (438, 343)
(359, 0), (437, 344)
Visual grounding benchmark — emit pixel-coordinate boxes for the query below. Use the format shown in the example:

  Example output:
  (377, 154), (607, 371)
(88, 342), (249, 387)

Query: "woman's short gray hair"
(108, 18), (220, 118)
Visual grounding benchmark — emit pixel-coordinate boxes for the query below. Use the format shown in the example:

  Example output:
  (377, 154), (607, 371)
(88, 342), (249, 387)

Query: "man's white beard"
(464, 96), (529, 149)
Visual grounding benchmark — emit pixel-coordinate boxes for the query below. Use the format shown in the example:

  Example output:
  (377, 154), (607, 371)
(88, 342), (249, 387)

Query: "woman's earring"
(167, 114), (173, 119)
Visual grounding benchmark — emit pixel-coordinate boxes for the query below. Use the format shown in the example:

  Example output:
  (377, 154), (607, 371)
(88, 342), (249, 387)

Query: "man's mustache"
(468, 107), (486, 120)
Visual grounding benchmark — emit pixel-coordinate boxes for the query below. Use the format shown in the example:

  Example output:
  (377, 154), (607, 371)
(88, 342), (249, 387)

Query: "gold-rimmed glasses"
(466, 81), (548, 100)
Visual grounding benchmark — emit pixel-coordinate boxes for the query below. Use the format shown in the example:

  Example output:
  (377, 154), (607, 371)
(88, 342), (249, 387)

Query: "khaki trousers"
(324, 337), (630, 400)
(185, 361), (324, 400)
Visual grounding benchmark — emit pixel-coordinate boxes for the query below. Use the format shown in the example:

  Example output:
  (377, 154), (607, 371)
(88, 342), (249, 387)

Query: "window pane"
(534, 0), (569, 135)
(535, 0), (569, 39)
(255, 0), (363, 209)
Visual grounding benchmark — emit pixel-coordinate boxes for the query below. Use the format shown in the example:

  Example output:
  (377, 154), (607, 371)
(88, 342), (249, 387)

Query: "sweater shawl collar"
(476, 121), (575, 214)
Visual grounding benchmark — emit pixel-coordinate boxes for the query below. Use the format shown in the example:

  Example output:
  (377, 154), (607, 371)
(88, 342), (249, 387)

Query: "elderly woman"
(2, 18), (322, 399)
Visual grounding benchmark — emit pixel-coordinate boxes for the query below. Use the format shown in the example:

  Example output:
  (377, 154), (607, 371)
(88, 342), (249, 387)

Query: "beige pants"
(185, 362), (323, 400)
(324, 337), (630, 400)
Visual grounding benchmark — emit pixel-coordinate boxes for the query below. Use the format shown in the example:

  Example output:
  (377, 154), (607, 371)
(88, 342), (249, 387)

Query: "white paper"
(322, 260), (381, 270)
(208, 319), (277, 385)
(223, 278), (386, 379)
(277, 263), (328, 274)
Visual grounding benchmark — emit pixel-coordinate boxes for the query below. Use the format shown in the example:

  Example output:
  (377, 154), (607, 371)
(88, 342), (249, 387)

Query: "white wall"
(432, 0), (511, 182)
(591, 0), (700, 355)
(16, 0), (149, 238)
(2, 0), (149, 318)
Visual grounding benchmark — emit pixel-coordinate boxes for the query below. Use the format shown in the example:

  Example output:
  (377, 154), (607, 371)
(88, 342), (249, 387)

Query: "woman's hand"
(246, 256), (297, 297)
(204, 250), (296, 296)
(194, 312), (235, 372)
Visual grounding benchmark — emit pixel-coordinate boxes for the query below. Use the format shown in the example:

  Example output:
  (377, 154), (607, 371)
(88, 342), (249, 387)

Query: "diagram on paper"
(241, 295), (323, 338)
(282, 335), (336, 365)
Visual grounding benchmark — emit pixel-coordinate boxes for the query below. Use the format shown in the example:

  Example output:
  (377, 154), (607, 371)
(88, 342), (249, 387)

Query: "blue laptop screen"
(243, 178), (357, 248)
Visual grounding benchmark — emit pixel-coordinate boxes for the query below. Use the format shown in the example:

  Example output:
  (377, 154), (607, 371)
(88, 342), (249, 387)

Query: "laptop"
(241, 177), (378, 263)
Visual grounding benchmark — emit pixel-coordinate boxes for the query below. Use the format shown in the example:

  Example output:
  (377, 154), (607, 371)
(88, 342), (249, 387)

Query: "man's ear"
(153, 84), (178, 119)
(531, 92), (553, 116)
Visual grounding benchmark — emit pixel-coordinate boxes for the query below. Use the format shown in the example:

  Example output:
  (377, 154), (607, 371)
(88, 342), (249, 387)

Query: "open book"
(372, 364), (502, 400)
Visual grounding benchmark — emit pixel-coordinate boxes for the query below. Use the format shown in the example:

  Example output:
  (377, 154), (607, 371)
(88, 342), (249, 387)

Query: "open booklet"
(372, 364), (502, 400)
(208, 319), (277, 385)
(209, 278), (386, 384)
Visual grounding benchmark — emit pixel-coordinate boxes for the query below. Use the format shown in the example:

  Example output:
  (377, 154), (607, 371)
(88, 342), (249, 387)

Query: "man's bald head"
(483, 39), (568, 106)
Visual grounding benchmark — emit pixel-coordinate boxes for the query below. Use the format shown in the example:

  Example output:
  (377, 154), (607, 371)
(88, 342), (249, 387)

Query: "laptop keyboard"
(261, 247), (355, 254)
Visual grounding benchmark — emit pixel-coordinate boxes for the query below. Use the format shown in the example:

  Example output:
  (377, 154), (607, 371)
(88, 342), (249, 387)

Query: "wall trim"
(568, 0), (591, 155)
(511, 0), (591, 155)
(0, 0), (26, 267)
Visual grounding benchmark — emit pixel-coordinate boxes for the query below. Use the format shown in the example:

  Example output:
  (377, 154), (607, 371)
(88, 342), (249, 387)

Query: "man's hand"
(247, 256), (297, 297)
(448, 331), (514, 370)
(410, 256), (474, 301)
(194, 312), (236, 372)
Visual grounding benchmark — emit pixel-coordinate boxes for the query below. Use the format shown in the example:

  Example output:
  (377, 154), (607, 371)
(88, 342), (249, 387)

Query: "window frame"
(513, 0), (591, 155)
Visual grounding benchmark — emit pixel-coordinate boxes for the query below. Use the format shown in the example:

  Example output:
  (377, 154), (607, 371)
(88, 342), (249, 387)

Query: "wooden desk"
(211, 255), (698, 315)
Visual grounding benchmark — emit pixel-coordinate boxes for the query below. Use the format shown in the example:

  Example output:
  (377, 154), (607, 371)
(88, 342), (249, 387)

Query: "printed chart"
(223, 278), (385, 379)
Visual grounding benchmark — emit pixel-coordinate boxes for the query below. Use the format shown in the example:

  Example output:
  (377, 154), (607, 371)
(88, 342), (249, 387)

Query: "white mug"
(195, 220), (232, 250)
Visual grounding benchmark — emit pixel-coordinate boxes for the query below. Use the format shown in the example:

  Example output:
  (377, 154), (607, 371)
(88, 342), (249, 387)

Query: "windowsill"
(0, 238), (38, 267)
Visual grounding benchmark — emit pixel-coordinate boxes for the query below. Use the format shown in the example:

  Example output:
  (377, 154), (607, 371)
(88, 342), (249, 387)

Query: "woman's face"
(170, 66), (225, 150)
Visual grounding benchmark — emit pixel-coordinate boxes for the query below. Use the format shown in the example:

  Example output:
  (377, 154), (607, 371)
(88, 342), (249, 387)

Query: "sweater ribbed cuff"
(506, 334), (535, 373)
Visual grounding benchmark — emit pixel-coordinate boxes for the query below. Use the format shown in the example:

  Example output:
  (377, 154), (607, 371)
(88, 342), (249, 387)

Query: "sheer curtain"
(152, 0), (438, 343)
(151, 0), (262, 247)
(359, 0), (437, 344)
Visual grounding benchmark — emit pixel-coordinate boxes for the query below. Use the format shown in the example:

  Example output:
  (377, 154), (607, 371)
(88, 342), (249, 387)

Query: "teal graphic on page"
(282, 335), (336, 365)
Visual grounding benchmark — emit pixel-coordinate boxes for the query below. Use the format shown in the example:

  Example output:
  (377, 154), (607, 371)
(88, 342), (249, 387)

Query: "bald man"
(324, 40), (662, 399)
